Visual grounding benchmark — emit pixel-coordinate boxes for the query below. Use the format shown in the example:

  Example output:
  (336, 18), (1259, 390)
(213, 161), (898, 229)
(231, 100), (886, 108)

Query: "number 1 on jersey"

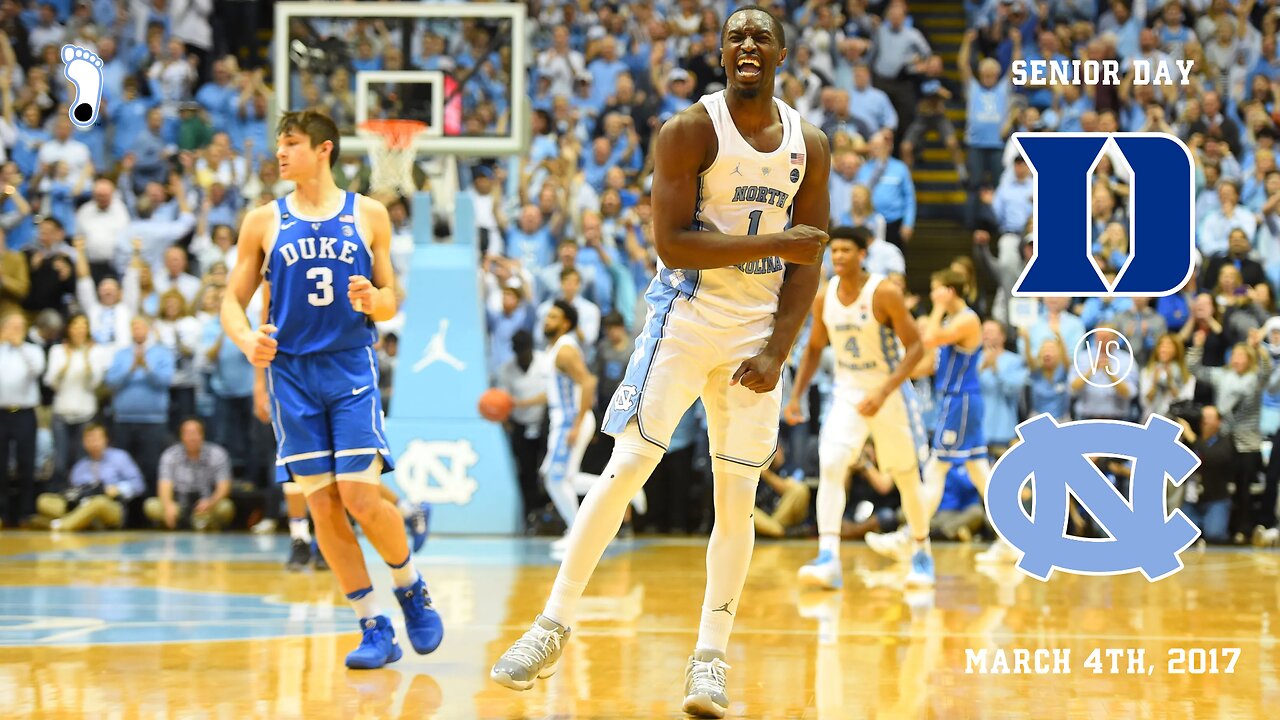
(747, 209), (763, 236)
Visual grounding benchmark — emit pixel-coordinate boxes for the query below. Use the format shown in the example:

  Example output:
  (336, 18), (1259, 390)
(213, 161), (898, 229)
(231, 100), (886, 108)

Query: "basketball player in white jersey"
(541, 299), (598, 554)
(784, 226), (935, 590)
(491, 7), (830, 717)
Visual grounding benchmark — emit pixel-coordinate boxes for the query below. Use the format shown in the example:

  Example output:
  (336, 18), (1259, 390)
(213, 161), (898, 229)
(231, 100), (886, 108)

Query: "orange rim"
(359, 119), (427, 149)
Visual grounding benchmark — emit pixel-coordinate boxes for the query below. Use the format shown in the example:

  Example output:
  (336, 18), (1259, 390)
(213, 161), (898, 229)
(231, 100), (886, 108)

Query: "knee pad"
(612, 425), (665, 463)
(711, 457), (762, 484)
(293, 471), (337, 496)
(337, 456), (384, 486)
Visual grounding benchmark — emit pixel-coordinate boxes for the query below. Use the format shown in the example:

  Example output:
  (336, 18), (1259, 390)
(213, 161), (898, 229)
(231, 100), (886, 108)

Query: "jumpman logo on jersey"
(711, 599), (734, 616)
(731, 163), (743, 176)
(413, 319), (466, 372)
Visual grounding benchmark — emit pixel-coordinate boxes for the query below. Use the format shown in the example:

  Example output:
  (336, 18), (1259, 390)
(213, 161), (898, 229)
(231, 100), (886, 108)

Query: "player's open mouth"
(736, 56), (761, 78)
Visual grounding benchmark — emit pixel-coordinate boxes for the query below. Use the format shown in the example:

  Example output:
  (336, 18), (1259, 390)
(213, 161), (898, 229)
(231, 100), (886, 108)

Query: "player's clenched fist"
(237, 324), (279, 368)
(777, 224), (829, 265)
(348, 275), (375, 314)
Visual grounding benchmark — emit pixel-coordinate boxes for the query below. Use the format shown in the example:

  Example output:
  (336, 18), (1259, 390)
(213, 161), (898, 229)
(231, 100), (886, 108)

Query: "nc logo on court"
(986, 414), (1201, 581)
(1012, 133), (1195, 297)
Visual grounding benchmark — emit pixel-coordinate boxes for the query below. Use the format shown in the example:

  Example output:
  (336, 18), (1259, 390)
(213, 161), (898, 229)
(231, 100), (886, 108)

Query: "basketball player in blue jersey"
(784, 227), (936, 590)
(222, 110), (442, 669)
(915, 269), (1019, 564)
(491, 7), (830, 717)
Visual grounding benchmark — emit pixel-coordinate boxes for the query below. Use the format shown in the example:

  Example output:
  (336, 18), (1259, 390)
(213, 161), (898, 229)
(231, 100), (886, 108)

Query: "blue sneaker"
(905, 549), (935, 587)
(396, 576), (444, 654)
(407, 503), (431, 553)
(345, 615), (403, 669)
(797, 550), (843, 590)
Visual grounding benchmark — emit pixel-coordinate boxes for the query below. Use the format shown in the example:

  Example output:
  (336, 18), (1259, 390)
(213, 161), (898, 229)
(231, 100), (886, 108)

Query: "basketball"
(478, 387), (515, 422)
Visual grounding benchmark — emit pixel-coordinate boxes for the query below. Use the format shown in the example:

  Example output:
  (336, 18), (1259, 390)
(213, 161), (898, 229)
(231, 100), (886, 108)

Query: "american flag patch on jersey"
(790, 153), (804, 164)
(339, 214), (355, 223)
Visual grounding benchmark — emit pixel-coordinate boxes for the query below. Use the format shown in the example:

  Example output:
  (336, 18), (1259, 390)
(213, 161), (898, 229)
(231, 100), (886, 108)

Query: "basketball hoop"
(359, 119), (427, 197)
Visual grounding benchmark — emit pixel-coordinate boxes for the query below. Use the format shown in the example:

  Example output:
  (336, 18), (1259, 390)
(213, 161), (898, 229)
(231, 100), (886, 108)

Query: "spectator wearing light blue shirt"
(1022, 297), (1086, 362)
(854, 131), (915, 249)
(36, 423), (145, 531)
(1199, 180), (1257, 258)
(847, 64), (898, 134)
(978, 321), (1029, 454)
(1023, 333), (1071, 421)
(106, 317), (175, 495)
(828, 151), (861, 227)
(507, 205), (555, 269)
(992, 156), (1035, 235)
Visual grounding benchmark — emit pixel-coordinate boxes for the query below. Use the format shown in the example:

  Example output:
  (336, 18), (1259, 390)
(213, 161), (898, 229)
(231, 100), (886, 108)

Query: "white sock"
(346, 587), (378, 620)
(913, 536), (931, 554)
(543, 576), (588, 628)
(819, 533), (840, 558)
(541, 440), (662, 628)
(697, 604), (735, 655)
(697, 466), (760, 655)
(397, 499), (415, 519)
(388, 553), (418, 588)
(289, 518), (311, 543)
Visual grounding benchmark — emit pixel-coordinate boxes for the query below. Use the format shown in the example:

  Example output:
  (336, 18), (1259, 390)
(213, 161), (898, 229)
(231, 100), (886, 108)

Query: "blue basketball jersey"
(263, 192), (377, 355)
(935, 311), (982, 396)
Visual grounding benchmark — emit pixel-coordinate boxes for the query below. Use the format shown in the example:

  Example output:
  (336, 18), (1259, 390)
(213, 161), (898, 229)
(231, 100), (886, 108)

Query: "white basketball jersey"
(546, 333), (581, 424)
(824, 274), (903, 396)
(655, 91), (808, 325)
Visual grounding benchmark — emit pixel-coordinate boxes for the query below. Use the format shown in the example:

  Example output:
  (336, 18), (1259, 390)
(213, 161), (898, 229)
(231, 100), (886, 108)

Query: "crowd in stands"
(3, 0), (1280, 550)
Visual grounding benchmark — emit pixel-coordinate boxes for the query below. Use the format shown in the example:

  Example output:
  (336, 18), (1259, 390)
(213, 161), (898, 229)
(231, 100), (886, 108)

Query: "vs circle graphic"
(1072, 328), (1135, 388)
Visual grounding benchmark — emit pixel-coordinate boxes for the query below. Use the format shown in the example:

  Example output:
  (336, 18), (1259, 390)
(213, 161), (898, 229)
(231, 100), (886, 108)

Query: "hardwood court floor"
(1, 532), (1277, 719)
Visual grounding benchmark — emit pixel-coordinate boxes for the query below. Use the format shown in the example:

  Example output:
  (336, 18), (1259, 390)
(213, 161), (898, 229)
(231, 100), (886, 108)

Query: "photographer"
(33, 424), (144, 531)
(143, 419), (234, 531)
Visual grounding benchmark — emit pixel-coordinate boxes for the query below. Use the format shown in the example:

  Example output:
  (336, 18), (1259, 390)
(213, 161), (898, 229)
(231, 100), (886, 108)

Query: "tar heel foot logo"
(986, 414), (1201, 582)
(61, 45), (104, 127)
(1012, 132), (1195, 297)
(396, 439), (479, 505)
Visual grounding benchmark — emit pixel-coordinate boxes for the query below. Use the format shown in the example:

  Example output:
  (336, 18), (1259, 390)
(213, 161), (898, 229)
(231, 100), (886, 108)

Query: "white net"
(360, 122), (425, 197)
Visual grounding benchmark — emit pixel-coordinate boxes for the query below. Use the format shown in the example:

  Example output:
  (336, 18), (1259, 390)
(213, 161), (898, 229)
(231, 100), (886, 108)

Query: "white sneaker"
(683, 649), (731, 718)
(550, 534), (571, 557)
(1252, 526), (1279, 547)
(797, 550), (843, 590)
(251, 518), (277, 534)
(866, 528), (911, 563)
(975, 537), (1021, 564)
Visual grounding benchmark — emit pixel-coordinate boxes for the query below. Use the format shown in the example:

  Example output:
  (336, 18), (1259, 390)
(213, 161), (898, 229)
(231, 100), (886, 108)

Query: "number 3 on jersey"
(307, 267), (334, 307)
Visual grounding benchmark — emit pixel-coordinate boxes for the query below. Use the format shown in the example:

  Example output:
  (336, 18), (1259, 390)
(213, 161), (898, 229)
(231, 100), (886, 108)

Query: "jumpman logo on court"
(413, 319), (466, 372)
(711, 600), (734, 616)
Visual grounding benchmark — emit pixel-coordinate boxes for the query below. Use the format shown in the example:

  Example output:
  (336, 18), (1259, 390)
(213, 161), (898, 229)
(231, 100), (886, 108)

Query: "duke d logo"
(986, 414), (1201, 582)
(1012, 132), (1195, 297)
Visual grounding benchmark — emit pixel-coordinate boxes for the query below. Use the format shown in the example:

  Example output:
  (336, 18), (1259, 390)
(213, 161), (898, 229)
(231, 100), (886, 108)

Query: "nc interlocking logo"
(986, 414), (1201, 581)
(1012, 132), (1195, 297)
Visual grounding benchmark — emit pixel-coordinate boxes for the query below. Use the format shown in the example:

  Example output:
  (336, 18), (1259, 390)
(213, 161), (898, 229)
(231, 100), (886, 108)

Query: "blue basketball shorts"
(932, 391), (987, 461)
(265, 346), (395, 483)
